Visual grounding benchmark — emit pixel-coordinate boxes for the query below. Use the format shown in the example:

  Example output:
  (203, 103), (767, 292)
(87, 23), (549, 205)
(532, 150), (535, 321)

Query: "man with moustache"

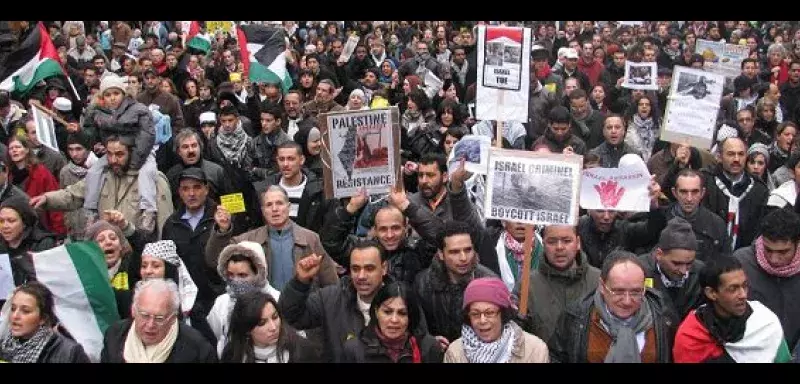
(282, 90), (316, 140)
(166, 129), (229, 207)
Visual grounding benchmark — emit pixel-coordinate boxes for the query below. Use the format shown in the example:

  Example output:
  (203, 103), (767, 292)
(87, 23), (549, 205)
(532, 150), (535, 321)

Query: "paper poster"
(30, 104), (59, 152)
(447, 135), (491, 175)
(618, 21), (644, 27)
(476, 25), (531, 122)
(220, 193), (246, 214)
(580, 154), (651, 212)
(660, 66), (725, 149)
(695, 39), (751, 79)
(485, 149), (583, 226)
(0, 253), (13, 301)
(338, 35), (360, 63)
(321, 108), (400, 199)
(622, 61), (658, 90)
(206, 21), (237, 39)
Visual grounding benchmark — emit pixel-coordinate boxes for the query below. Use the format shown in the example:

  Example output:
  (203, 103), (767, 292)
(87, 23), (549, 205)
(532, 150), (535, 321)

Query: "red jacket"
(770, 61), (790, 86)
(18, 164), (66, 235)
(578, 59), (605, 88)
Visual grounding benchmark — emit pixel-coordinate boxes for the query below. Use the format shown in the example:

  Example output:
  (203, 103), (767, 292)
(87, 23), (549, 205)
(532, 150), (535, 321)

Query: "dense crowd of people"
(1, 20), (800, 363)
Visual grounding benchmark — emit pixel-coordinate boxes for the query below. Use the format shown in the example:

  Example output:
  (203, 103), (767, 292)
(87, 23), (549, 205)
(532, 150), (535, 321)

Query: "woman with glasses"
(220, 291), (317, 363)
(343, 282), (443, 363)
(444, 277), (549, 363)
(0, 282), (90, 363)
(548, 251), (677, 363)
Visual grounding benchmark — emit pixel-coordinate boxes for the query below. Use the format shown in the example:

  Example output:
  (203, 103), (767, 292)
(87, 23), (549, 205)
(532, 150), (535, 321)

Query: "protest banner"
(618, 21), (644, 27)
(319, 107), (400, 199)
(447, 135), (491, 175)
(206, 21), (237, 39)
(29, 101), (60, 152)
(695, 39), (750, 79)
(661, 65), (725, 149)
(476, 25), (531, 122)
(580, 154), (651, 212)
(622, 60), (658, 90)
(220, 193), (247, 214)
(485, 149), (583, 226)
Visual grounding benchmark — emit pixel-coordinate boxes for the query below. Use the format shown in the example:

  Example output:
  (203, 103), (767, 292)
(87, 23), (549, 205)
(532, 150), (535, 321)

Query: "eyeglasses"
(602, 282), (645, 301)
(135, 308), (174, 325)
(468, 309), (500, 321)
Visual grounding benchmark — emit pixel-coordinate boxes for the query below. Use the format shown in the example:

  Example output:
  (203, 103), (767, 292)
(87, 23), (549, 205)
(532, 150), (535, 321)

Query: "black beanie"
(658, 217), (698, 251)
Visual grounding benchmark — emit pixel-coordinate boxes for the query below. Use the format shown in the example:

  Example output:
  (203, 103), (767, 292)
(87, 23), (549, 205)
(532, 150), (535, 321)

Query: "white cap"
(564, 48), (579, 59)
(557, 47), (569, 59)
(199, 112), (217, 124)
(53, 97), (72, 112)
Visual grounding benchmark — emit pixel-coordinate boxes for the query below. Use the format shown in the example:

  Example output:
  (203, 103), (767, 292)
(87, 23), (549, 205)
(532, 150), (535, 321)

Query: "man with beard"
(660, 169), (730, 263)
(517, 224), (599, 344)
(567, 89), (605, 150)
(734, 209), (800, 350)
(282, 90), (315, 140)
(58, 132), (95, 239)
(137, 68), (185, 129)
(665, 137), (767, 251)
(166, 129), (229, 207)
(638, 218), (705, 320)
(414, 220), (496, 346)
(31, 136), (174, 237)
(578, 175), (666, 268)
(302, 79), (344, 119)
(398, 40), (446, 83)
(450, 46), (472, 100)
(532, 106), (587, 155)
(673, 256), (791, 363)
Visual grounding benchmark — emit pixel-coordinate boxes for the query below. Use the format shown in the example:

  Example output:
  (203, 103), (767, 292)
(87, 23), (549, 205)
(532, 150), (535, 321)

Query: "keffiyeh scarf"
(216, 123), (249, 166)
(0, 326), (54, 363)
(460, 323), (515, 363)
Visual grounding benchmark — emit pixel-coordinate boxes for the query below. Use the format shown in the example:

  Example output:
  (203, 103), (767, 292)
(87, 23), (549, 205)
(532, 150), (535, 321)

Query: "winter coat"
(578, 209), (667, 268)
(13, 163), (66, 236)
(42, 168), (174, 239)
(100, 319), (218, 363)
(548, 289), (678, 363)
(33, 332), (91, 363)
(137, 90), (186, 130)
(532, 130), (588, 155)
(256, 170), (327, 233)
(34, 145), (67, 181)
(638, 252), (705, 321)
(342, 326), (444, 363)
(414, 257), (497, 342)
(444, 321), (549, 363)
(165, 159), (230, 208)
(520, 252), (600, 343)
(247, 129), (292, 180)
(82, 97), (155, 170)
(59, 163), (89, 239)
(589, 141), (641, 168)
(524, 83), (560, 142)
(662, 204), (731, 264)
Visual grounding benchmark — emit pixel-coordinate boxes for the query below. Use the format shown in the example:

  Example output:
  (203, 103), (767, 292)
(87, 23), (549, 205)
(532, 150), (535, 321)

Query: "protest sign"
(220, 193), (247, 214)
(580, 154), (651, 212)
(618, 21), (644, 27)
(695, 39), (750, 79)
(338, 35), (360, 63)
(206, 21), (237, 39)
(30, 102), (60, 152)
(661, 66), (725, 149)
(447, 135), (491, 175)
(622, 61), (658, 90)
(0, 254), (12, 301)
(485, 149), (582, 226)
(476, 25), (531, 122)
(320, 107), (401, 199)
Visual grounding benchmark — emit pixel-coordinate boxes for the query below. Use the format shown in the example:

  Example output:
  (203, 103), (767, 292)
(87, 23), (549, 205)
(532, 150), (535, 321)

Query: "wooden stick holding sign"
(29, 99), (70, 126)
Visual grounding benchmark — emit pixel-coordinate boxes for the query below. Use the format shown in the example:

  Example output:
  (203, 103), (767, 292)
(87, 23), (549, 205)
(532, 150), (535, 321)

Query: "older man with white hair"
(100, 278), (218, 363)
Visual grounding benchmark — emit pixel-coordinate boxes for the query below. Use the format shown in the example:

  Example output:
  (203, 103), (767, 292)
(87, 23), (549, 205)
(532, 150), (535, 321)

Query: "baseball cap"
(564, 48), (579, 60)
(178, 168), (207, 184)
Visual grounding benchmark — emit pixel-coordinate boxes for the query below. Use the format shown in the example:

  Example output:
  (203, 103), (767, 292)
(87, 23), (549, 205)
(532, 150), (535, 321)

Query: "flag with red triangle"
(0, 22), (65, 95)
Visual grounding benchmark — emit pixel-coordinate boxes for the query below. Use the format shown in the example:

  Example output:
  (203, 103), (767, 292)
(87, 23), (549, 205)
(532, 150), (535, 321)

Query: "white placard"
(580, 155), (651, 212)
(622, 60), (658, 90)
(0, 254), (13, 301)
(476, 25), (531, 122)
(660, 66), (725, 150)
(447, 135), (491, 175)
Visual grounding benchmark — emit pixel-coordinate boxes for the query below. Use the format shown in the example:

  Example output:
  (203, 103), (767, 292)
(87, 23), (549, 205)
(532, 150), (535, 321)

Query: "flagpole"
(66, 75), (81, 102)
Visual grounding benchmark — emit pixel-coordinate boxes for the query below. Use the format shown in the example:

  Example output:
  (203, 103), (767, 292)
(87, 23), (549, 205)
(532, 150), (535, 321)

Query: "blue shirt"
(181, 208), (204, 230)
(269, 227), (295, 292)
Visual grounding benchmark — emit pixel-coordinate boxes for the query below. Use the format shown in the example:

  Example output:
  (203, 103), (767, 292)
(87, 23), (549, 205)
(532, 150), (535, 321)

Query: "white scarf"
(252, 345), (290, 363)
(715, 176), (755, 251)
(123, 319), (179, 363)
(357, 296), (371, 326)
(725, 301), (785, 363)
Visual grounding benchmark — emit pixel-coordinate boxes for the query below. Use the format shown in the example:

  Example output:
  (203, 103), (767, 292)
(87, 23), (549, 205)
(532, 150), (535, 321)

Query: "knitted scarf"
(216, 123), (249, 167)
(66, 161), (89, 179)
(123, 319), (179, 363)
(374, 327), (410, 363)
(572, 109), (595, 138)
(460, 322), (515, 363)
(0, 326), (54, 363)
(631, 114), (656, 162)
(754, 236), (800, 278)
(503, 231), (525, 267)
(594, 289), (653, 363)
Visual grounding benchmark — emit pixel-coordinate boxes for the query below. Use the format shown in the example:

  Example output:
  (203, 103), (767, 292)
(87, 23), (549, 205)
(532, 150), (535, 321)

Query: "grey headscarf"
(592, 287), (653, 363)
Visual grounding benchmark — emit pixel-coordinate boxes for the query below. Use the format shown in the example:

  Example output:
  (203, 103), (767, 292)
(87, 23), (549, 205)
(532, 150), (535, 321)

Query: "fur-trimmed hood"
(217, 241), (269, 289)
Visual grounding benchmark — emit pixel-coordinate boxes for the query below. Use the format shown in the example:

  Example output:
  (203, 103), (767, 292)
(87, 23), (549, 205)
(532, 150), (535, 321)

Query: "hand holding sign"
(388, 183), (410, 212)
(449, 157), (469, 193)
(346, 188), (369, 215)
(214, 205), (232, 232)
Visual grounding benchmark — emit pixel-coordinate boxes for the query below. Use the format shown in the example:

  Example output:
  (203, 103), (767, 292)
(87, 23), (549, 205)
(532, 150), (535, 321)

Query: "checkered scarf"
(0, 326), (54, 363)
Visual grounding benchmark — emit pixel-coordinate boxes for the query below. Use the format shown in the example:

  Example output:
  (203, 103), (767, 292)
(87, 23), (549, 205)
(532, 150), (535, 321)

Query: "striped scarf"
(755, 236), (800, 278)
(460, 323), (515, 363)
(715, 176), (755, 251)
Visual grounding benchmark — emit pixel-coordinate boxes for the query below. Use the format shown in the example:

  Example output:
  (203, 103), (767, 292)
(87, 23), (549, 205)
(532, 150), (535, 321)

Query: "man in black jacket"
(638, 217), (705, 320)
(161, 168), (224, 321)
(100, 279), (218, 363)
(256, 142), (325, 233)
(165, 129), (230, 207)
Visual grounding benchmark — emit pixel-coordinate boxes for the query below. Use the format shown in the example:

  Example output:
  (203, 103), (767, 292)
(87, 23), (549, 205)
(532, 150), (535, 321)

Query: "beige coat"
(43, 169), (174, 238)
(444, 322), (550, 363)
(205, 221), (339, 288)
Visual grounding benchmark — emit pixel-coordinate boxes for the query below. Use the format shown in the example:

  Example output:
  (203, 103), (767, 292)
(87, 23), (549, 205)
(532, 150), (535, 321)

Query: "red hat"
(462, 277), (512, 310)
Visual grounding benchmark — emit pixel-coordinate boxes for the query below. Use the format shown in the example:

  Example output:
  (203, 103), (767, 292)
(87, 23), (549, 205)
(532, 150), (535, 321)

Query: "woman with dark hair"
(623, 93), (664, 163)
(746, 143), (777, 191)
(220, 290), (317, 363)
(293, 126), (324, 180)
(296, 68), (317, 103)
(769, 122), (797, 173)
(590, 83), (610, 113)
(0, 198), (58, 288)
(7, 135), (65, 236)
(0, 282), (90, 363)
(401, 88), (439, 162)
(441, 126), (466, 158)
(342, 282), (443, 363)
(182, 78), (202, 128)
(768, 152), (800, 209)
(444, 277), (549, 363)
(434, 99), (469, 137)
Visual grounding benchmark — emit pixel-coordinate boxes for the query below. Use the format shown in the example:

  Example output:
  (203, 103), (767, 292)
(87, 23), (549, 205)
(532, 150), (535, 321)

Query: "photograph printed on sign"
(481, 28), (523, 91)
(660, 66), (724, 149)
(447, 135), (491, 175)
(674, 70), (722, 102)
(622, 61), (658, 90)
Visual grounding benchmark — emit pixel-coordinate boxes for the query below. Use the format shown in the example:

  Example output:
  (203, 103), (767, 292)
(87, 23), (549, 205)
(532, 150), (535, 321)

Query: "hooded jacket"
(82, 96), (155, 170)
(207, 241), (282, 357)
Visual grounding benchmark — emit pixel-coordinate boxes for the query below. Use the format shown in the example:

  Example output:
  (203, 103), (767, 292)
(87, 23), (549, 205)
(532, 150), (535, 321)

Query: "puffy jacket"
(588, 141), (641, 168)
(414, 257), (497, 342)
(548, 289), (678, 363)
(82, 97), (155, 170)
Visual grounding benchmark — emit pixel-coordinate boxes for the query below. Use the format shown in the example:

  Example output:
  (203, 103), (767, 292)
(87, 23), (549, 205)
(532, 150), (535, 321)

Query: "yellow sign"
(206, 21), (236, 38)
(220, 193), (247, 214)
(644, 278), (654, 289)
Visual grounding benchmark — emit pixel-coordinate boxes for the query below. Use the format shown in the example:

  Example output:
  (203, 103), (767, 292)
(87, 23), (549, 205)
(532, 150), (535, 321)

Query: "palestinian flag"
(237, 24), (293, 93)
(31, 242), (120, 362)
(673, 301), (791, 363)
(0, 22), (64, 95)
(186, 21), (212, 55)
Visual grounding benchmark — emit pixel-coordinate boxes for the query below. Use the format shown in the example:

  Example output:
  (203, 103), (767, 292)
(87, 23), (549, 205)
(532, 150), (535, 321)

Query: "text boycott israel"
(485, 149), (582, 226)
